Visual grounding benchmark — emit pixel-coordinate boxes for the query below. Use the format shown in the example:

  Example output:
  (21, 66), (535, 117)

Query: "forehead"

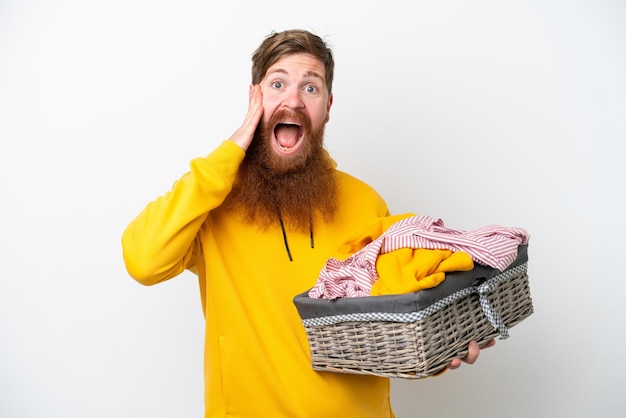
(264, 53), (326, 82)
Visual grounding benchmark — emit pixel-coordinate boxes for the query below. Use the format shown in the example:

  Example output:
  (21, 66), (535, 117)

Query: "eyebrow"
(267, 68), (325, 82)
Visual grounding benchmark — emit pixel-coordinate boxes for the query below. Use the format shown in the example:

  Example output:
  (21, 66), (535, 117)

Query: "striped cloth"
(308, 215), (529, 300)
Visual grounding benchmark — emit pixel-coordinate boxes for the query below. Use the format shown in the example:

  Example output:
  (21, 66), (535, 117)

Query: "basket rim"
(294, 245), (529, 321)
(300, 263), (528, 327)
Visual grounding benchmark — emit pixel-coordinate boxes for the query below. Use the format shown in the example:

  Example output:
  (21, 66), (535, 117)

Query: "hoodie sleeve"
(121, 140), (245, 285)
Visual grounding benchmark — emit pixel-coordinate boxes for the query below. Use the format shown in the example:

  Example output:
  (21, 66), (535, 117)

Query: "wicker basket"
(293, 246), (533, 379)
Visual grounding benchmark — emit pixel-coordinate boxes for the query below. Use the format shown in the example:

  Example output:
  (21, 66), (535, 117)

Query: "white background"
(1, 1), (624, 417)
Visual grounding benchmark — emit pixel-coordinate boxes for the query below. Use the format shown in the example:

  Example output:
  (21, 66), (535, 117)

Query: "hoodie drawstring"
(309, 212), (315, 249)
(276, 208), (293, 262)
(275, 204), (314, 262)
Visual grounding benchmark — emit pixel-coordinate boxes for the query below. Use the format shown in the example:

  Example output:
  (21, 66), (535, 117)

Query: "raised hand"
(229, 84), (264, 151)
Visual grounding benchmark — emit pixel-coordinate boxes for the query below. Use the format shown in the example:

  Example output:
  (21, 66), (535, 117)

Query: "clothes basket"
(293, 245), (533, 379)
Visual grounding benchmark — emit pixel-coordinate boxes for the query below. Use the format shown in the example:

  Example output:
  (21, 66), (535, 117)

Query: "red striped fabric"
(308, 215), (529, 299)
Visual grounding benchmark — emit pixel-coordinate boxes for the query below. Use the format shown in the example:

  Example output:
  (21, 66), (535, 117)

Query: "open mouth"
(273, 122), (304, 154)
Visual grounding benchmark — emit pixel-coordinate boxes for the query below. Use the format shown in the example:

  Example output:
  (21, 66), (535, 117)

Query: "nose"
(281, 86), (305, 110)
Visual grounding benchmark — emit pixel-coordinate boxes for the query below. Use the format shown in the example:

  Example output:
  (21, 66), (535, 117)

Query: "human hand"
(229, 84), (264, 151)
(447, 340), (496, 370)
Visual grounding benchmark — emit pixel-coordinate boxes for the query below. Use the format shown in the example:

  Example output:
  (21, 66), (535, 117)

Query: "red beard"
(224, 109), (338, 232)
(252, 108), (316, 174)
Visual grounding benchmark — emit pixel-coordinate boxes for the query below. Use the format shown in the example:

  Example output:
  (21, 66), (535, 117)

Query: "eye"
(272, 81), (283, 89)
(305, 85), (317, 93)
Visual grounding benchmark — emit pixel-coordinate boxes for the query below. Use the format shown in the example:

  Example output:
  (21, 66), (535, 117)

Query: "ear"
(324, 93), (333, 123)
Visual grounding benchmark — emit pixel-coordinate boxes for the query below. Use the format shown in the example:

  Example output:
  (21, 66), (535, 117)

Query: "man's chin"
(266, 156), (307, 175)
(265, 146), (309, 173)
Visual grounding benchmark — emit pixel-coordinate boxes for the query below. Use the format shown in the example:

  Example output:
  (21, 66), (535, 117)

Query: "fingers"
(249, 83), (261, 102)
(480, 339), (496, 350)
(447, 339), (495, 371)
(241, 84), (264, 133)
(229, 84), (264, 151)
(248, 84), (263, 115)
(462, 340), (480, 365)
(247, 84), (264, 123)
(448, 358), (462, 370)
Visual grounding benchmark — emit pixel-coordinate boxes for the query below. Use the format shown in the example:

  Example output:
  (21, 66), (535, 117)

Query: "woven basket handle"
(476, 281), (510, 339)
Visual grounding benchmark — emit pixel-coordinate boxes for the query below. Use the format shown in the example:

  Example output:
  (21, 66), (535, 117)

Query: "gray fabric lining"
(293, 245), (528, 320)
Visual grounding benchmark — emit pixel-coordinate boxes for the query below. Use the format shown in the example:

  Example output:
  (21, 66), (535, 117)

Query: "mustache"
(246, 107), (327, 178)
(265, 108), (312, 136)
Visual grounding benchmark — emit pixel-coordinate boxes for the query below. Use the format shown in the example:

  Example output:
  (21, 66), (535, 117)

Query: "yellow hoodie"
(122, 140), (395, 418)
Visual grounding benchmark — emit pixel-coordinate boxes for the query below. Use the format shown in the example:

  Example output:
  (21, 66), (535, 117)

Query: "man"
(122, 29), (490, 418)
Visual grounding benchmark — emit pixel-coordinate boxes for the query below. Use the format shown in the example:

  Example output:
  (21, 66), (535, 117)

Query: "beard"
(224, 109), (338, 232)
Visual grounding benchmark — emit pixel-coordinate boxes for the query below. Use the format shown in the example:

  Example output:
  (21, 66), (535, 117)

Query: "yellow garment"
(371, 249), (474, 296)
(122, 140), (395, 418)
(335, 212), (474, 296)
(337, 212), (415, 256)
